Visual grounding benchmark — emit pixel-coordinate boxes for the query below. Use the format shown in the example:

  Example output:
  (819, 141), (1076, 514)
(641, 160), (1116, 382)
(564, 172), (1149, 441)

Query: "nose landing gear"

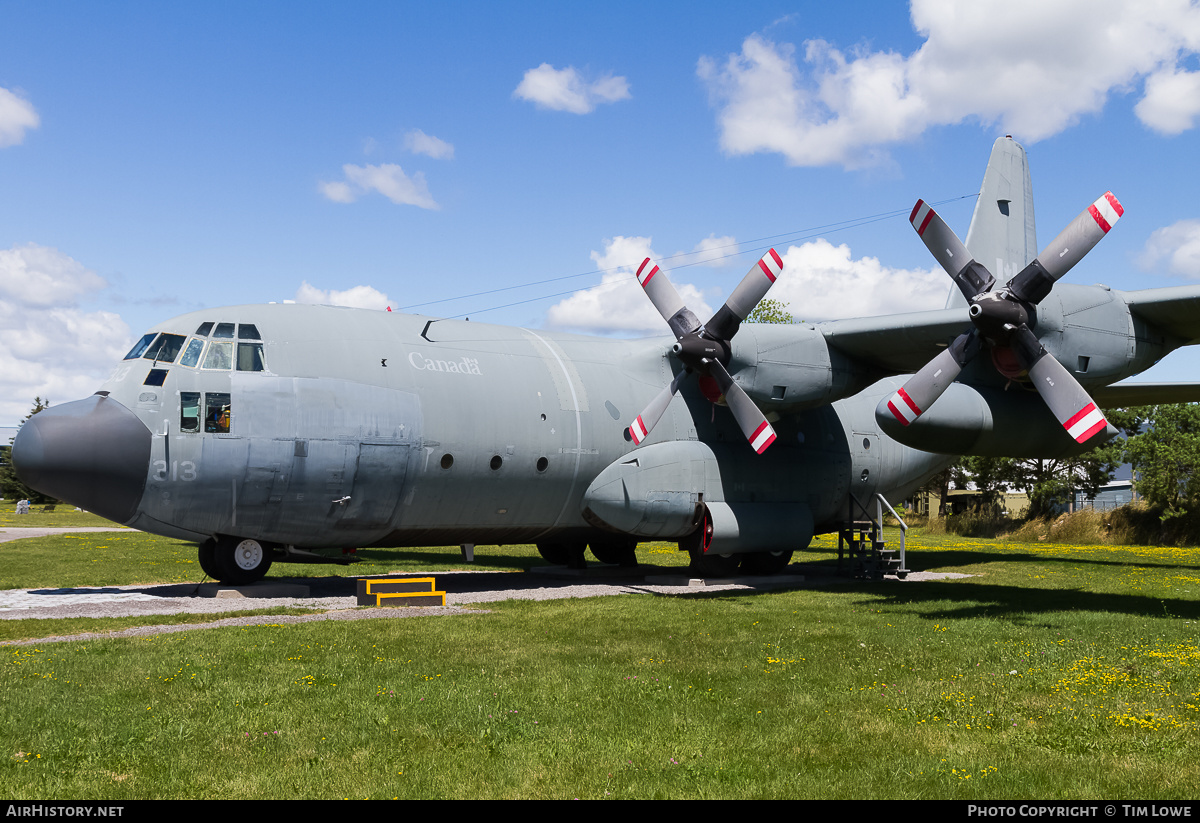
(198, 536), (275, 585)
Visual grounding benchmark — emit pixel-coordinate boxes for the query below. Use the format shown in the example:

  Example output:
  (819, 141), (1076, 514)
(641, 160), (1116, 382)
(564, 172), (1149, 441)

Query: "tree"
(950, 411), (1138, 520)
(1003, 450), (1122, 519)
(1121, 403), (1200, 519)
(0, 397), (52, 504)
(746, 298), (793, 325)
(950, 455), (1010, 513)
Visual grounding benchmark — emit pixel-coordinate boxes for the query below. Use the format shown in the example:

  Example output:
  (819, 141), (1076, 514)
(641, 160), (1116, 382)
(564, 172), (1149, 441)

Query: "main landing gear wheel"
(589, 537), (638, 567)
(740, 550), (794, 576)
(212, 536), (273, 585)
(687, 548), (741, 577)
(197, 538), (222, 580)
(536, 541), (588, 569)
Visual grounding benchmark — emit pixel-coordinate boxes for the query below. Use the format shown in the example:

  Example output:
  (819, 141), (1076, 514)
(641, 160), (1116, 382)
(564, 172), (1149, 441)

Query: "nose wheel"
(199, 536), (274, 585)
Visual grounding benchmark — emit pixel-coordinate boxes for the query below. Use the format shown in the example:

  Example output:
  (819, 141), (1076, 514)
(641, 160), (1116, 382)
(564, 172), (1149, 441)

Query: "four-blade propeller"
(882, 192), (1123, 444)
(629, 249), (783, 454)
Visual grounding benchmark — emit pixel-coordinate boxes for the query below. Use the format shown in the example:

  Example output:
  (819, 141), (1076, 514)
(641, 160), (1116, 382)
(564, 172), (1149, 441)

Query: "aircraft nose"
(11, 394), (153, 524)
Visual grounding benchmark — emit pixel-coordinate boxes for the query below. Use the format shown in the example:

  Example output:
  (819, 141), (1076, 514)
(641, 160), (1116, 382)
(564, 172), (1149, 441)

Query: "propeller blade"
(704, 249), (784, 342)
(910, 199), (995, 299)
(1011, 326), (1109, 444)
(635, 258), (701, 339)
(879, 331), (978, 427)
(1007, 191), (1124, 305)
(709, 360), (777, 454)
(628, 371), (686, 445)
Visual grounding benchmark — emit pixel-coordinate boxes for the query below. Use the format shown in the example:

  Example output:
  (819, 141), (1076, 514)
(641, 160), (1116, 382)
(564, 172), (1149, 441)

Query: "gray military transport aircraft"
(12, 137), (1200, 584)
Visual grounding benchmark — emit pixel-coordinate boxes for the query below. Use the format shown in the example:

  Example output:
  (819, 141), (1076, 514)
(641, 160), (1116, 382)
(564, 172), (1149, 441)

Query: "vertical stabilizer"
(948, 136), (1038, 308)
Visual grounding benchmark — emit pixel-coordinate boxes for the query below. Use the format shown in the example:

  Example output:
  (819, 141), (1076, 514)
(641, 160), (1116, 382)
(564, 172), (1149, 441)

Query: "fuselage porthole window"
(202, 341), (233, 370)
(124, 333), (157, 360)
(212, 322), (235, 339)
(179, 338), (205, 368)
(195, 322), (214, 337)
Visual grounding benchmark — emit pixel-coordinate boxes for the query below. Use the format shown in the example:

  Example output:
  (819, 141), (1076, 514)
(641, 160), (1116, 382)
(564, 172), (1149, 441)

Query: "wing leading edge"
(817, 283), (1200, 408)
(1124, 284), (1200, 347)
(817, 308), (970, 374)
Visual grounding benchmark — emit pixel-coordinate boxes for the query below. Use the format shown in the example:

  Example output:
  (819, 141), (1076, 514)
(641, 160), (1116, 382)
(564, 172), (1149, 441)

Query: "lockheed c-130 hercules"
(13, 137), (1200, 584)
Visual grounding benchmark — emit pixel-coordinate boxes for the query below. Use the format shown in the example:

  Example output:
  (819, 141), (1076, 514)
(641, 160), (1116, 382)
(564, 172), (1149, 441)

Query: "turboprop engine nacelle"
(875, 381), (1118, 458)
(581, 440), (814, 554)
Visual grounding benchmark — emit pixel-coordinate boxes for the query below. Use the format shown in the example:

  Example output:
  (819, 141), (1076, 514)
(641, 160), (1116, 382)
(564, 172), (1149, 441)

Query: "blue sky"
(2, 0), (1200, 423)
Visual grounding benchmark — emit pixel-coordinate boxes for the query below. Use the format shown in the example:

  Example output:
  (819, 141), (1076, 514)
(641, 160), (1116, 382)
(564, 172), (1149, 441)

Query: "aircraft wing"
(817, 308), (969, 373)
(1087, 285), (1200, 408)
(1091, 382), (1200, 408)
(1123, 284), (1200, 346)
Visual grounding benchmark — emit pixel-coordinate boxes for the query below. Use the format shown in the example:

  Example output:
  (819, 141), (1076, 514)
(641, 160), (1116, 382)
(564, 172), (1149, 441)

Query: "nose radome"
(11, 394), (153, 524)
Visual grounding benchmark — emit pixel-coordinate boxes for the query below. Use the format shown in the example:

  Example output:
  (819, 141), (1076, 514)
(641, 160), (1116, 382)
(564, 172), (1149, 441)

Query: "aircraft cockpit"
(124, 321), (267, 377)
(118, 321), (267, 435)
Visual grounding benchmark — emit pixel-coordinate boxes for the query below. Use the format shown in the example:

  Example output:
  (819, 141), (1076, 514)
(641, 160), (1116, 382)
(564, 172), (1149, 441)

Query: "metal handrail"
(874, 493), (908, 575)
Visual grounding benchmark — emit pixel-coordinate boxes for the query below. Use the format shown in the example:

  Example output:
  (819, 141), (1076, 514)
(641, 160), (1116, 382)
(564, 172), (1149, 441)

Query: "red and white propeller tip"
(749, 420), (777, 454)
(1088, 191), (1123, 234)
(885, 387), (922, 427)
(1064, 403), (1108, 444)
(759, 248), (783, 281)
(636, 258), (659, 287)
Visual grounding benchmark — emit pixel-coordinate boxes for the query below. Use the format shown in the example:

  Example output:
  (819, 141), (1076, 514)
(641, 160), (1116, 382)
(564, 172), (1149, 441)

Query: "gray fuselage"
(36, 303), (949, 552)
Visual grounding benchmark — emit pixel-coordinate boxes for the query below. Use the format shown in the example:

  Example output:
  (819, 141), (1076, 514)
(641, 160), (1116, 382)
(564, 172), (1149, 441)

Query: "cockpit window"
(236, 342), (265, 371)
(142, 333), (186, 364)
(179, 338), (205, 368)
(180, 392), (201, 433)
(195, 322), (214, 337)
(212, 323), (235, 339)
(238, 324), (261, 340)
(204, 392), (231, 433)
(124, 333), (157, 360)
(202, 341), (233, 370)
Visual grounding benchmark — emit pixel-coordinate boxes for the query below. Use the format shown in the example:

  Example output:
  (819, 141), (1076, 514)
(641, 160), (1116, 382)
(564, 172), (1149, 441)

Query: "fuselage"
(12, 303), (952, 553)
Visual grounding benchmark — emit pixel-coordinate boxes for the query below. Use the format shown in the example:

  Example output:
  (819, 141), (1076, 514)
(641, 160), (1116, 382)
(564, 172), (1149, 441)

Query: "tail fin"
(949, 136), (1038, 308)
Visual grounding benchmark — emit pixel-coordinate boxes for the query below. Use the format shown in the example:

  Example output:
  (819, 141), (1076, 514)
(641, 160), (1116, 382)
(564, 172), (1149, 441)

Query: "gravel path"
(0, 526), (133, 543)
(0, 528), (970, 645)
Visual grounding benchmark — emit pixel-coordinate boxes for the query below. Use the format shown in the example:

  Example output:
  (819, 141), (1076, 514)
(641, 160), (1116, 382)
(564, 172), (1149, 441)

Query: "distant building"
(1072, 462), (1136, 512)
(909, 488), (1030, 519)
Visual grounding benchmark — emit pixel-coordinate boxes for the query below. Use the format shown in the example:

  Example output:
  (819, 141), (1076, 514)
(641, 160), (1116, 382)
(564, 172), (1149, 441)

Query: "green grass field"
(1, 511), (1198, 799)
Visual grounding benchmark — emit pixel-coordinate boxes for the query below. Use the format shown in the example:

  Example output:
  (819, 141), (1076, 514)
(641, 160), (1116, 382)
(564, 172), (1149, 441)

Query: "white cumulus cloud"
(0, 87), (38, 148)
(0, 244), (132, 423)
(544, 234), (943, 332)
(404, 129), (455, 160)
(514, 63), (631, 114)
(1138, 219), (1200, 277)
(0, 243), (108, 308)
(699, 0), (1200, 168)
(689, 235), (740, 267)
(294, 281), (392, 310)
(772, 239), (947, 320)
(546, 236), (715, 334)
(319, 163), (439, 209)
(1135, 67), (1200, 135)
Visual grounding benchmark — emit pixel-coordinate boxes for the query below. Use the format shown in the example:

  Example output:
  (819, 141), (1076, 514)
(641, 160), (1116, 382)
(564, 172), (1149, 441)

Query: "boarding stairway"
(357, 576), (446, 607)
(838, 493), (910, 580)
